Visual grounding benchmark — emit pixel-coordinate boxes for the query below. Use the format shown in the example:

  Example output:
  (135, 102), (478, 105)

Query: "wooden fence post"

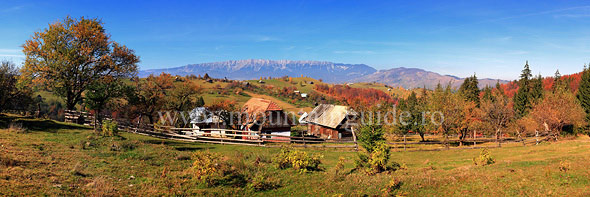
(403, 134), (407, 151)
(351, 127), (358, 151)
(473, 130), (476, 146)
(535, 130), (539, 145)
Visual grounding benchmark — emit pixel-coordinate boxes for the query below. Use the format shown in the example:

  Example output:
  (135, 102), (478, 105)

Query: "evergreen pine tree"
(553, 69), (562, 91)
(530, 74), (543, 100)
(514, 61), (533, 118)
(459, 74), (480, 106)
(577, 65), (590, 122)
(196, 96), (205, 107)
(482, 85), (493, 102)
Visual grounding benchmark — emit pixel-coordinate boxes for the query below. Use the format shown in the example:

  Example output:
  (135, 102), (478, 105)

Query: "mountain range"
(139, 59), (508, 89)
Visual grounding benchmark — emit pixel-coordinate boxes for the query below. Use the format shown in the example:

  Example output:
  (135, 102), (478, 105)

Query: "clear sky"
(1, 0), (590, 80)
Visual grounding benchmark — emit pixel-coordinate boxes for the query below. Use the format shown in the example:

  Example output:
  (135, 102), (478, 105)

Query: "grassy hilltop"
(1, 115), (589, 196)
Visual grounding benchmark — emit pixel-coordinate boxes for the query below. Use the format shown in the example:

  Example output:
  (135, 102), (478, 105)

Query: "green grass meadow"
(1, 115), (590, 196)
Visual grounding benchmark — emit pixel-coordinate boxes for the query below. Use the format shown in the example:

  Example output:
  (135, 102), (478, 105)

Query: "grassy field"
(1, 115), (590, 196)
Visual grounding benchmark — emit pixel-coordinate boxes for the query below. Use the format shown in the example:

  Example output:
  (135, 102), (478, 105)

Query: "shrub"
(274, 148), (323, 173)
(246, 173), (280, 191)
(381, 178), (402, 196)
(473, 148), (495, 166)
(355, 142), (397, 175)
(559, 160), (570, 172)
(120, 140), (137, 151)
(191, 151), (223, 186)
(0, 155), (20, 167)
(191, 151), (247, 187)
(8, 122), (26, 133)
(331, 156), (347, 181)
(101, 120), (118, 136)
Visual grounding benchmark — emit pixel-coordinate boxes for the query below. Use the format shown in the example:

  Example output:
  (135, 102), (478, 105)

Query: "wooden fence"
(64, 110), (93, 126)
(69, 110), (554, 151)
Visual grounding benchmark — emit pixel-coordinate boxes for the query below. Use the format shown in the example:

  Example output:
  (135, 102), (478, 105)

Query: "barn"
(241, 98), (293, 138)
(304, 104), (358, 139)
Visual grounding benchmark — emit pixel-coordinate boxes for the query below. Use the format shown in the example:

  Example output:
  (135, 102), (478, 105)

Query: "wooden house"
(241, 98), (293, 137)
(188, 107), (225, 136)
(304, 104), (358, 139)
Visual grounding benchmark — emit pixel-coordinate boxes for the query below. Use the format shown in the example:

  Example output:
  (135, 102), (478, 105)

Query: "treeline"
(314, 84), (396, 108)
(391, 61), (590, 144)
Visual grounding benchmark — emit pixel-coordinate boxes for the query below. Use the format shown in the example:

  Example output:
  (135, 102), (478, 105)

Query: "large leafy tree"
(480, 90), (514, 142)
(127, 73), (174, 124)
(530, 87), (586, 139)
(577, 65), (590, 123)
(85, 77), (126, 131)
(426, 83), (465, 148)
(206, 99), (240, 129)
(395, 92), (427, 141)
(0, 60), (34, 112)
(167, 81), (201, 112)
(20, 16), (139, 110)
(165, 81), (201, 127)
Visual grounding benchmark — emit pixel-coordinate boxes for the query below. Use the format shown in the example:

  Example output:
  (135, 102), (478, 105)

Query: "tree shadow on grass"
(0, 114), (89, 133)
(143, 139), (210, 151)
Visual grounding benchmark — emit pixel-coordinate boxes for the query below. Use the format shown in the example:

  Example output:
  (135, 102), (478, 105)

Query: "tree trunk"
(419, 133), (425, 142)
(498, 129), (502, 147)
(148, 115), (154, 125)
(445, 134), (449, 149)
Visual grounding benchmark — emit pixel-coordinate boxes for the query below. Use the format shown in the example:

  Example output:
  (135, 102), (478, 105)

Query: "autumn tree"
(20, 16), (139, 110)
(167, 81), (201, 112)
(426, 83), (464, 148)
(206, 99), (240, 129)
(529, 87), (586, 139)
(127, 73), (173, 124)
(479, 90), (514, 145)
(0, 60), (34, 112)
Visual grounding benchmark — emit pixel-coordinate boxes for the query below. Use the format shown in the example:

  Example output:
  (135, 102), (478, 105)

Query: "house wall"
(308, 124), (340, 139)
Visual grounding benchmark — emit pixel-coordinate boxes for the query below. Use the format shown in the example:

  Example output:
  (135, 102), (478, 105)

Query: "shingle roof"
(242, 98), (283, 114)
(305, 104), (357, 129)
(189, 107), (223, 124)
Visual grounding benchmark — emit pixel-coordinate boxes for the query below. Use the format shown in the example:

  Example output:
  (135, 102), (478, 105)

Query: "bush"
(191, 151), (224, 186)
(381, 178), (402, 196)
(246, 173), (280, 191)
(355, 142), (398, 175)
(8, 122), (26, 133)
(191, 151), (247, 187)
(274, 148), (323, 173)
(559, 160), (570, 172)
(101, 120), (118, 136)
(331, 157), (347, 181)
(473, 148), (495, 166)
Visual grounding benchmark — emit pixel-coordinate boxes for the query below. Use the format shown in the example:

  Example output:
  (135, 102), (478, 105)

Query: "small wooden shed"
(304, 104), (358, 139)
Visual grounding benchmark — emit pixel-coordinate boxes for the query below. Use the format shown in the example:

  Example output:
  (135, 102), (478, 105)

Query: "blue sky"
(1, 0), (590, 80)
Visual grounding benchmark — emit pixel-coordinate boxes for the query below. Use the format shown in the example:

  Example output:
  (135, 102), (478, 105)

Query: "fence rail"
(70, 110), (555, 151)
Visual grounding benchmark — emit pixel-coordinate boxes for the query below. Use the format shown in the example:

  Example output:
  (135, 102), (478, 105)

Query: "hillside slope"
(355, 67), (507, 89)
(139, 59), (376, 83)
